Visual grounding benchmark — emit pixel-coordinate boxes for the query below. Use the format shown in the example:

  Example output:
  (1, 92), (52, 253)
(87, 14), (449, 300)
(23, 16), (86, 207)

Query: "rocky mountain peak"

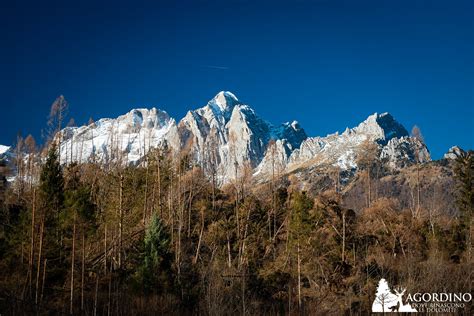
(444, 146), (465, 160)
(271, 121), (307, 150)
(207, 91), (241, 114)
(351, 112), (408, 144)
(122, 108), (172, 129)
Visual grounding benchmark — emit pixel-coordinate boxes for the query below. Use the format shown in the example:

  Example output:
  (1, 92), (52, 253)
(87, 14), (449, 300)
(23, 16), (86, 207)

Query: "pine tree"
(35, 145), (65, 304)
(39, 145), (65, 227)
(289, 191), (314, 312)
(137, 214), (173, 295)
(452, 150), (473, 257)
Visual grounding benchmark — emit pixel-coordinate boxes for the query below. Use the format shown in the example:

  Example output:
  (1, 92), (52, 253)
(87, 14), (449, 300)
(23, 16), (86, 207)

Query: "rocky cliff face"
(177, 92), (307, 181)
(257, 112), (430, 177)
(54, 92), (431, 184)
(443, 146), (466, 160)
(59, 107), (180, 165)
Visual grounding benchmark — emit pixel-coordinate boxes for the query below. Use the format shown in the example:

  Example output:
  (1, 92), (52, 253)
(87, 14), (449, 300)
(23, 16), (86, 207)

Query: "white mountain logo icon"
(372, 278), (417, 313)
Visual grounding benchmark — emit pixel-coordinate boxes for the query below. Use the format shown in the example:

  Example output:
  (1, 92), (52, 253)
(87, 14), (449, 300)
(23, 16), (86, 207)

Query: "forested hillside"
(0, 96), (472, 315)
(0, 138), (472, 314)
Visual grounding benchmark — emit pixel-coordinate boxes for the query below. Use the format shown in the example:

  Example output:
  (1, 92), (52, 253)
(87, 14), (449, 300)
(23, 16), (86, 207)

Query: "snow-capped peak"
(208, 91), (240, 113)
(351, 112), (408, 144)
(290, 120), (299, 130)
(119, 107), (172, 129)
(57, 105), (178, 166)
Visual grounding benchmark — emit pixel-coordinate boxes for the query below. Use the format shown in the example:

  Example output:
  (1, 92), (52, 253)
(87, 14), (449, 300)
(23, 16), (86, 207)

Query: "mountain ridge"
(0, 91), (445, 184)
(54, 91), (431, 183)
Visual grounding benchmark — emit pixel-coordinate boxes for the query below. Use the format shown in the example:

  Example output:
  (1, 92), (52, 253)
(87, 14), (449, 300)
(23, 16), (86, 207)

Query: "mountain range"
(0, 92), (436, 184)
(20, 91), (429, 184)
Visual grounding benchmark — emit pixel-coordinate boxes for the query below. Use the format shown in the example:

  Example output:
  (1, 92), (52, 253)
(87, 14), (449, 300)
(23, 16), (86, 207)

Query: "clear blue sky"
(1, 0), (472, 158)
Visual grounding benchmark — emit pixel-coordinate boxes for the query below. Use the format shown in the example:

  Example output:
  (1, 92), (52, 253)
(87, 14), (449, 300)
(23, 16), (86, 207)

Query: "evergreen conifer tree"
(452, 150), (473, 256)
(39, 145), (64, 225)
(137, 214), (173, 295)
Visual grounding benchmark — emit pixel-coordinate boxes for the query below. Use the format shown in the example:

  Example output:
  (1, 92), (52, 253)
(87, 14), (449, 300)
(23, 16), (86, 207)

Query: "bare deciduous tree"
(411, 125), (424, 217)
(356, 139), (379, 208)
(48, 95), (69, 164)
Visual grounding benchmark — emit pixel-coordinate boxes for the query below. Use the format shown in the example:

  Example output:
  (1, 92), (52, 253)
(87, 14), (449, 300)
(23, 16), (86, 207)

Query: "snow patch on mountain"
(178, 92), (306, 182)
(59, 108), (178, 165)
(352, 112), (408, 144)
(380, 136), (430, 168)
(0, 145), (10, 156)
(257, 112), (429, 176)
(443, 146), (465, 160)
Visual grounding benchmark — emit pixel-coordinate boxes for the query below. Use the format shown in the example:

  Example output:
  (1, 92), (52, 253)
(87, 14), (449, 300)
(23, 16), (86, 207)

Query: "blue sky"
(1, 0), (472, 158)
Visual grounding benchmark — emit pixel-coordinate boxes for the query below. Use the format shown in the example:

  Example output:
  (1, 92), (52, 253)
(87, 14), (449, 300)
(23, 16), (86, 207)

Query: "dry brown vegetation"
(0, 143), (472, 315)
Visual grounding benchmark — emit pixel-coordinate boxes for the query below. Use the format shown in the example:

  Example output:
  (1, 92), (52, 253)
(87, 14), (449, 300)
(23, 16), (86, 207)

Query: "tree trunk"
(416, 166), (421, 217)
(227, 233), (232, 268)
(151, 153), (161, 217)
(235, 161), (240, 240)
(176, 162), (182, 276)
(271, 152), (275, 241)
(70, 210), (76, 315)
(104, 225), (107, 274)
(187, 167), (194, 238)
(28, 189), (36, 293)
(240, 206), (252, 268)
(107, 268), (112, 316)
(211, 169), (216, 211)
(81, 229), (85, 312)
(91, 127), (95, 163)
(242, 267), (246, 315)
(342, 212), (346, 262)
(169, 174), (174, 244)
(143, 157), (149, 223)
(367, 168), (372, 207)
(40, 258), (47, 306)
(297, 241), (302, 312)
(35, 216), (44, 306)
(375, 165), (379, 201)
(193, 208), (204, 264)
(157, 155), (161, 217)
(94, 274), (98, 316)
(70, 134), (73, 164)
(118, 174), (123, 269)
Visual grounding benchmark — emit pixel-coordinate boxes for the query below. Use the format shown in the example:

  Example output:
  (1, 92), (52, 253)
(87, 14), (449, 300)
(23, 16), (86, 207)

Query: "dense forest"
(0, 105), (472, 315)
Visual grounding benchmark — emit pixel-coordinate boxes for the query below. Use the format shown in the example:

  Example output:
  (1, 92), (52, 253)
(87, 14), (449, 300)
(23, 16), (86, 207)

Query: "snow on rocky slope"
(256, 112), (430, 175)
(0, 145), (10, 156)
(177, 91), (307, 181)
(0, 145), (12, 164)
(443, 146), (466, 160)
(54, 91), (431, 183)
(59, 108), (180, 165)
